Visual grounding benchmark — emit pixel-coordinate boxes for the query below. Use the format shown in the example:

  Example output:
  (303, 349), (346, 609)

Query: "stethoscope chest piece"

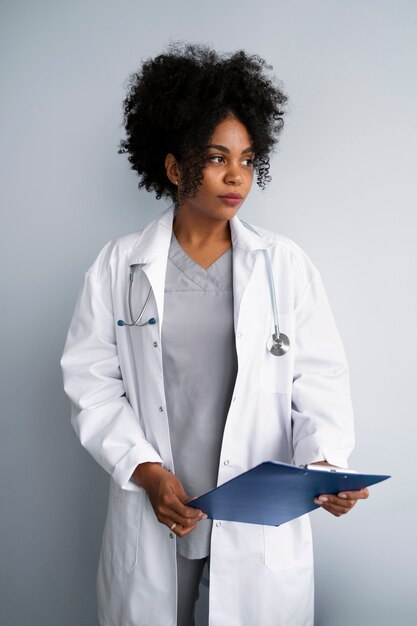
(267, 332), (290, 357)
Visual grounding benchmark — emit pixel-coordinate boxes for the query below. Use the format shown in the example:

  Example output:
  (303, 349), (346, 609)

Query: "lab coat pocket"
(263, 516), (313, 572)
(101, 479), (144, 573)
(259, 313), (293, 394)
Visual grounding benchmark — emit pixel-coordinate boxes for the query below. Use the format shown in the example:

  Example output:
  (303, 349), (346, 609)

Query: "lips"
(218, 195), (243, 206)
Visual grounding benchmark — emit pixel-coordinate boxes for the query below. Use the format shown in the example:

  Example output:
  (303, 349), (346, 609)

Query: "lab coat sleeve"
(60, 268), (163, 492)
(291, 271), (355, 468)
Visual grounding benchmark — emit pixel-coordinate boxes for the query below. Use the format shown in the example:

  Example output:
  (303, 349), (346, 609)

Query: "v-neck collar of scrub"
(168, 231), (232, 290)
(169, 231), (232, 273)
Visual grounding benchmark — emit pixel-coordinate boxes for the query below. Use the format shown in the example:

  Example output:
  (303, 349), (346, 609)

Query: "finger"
(183, 497), (209, 516)
(172, 489), (207, 520)
(315, 500), (356, 517)
(337, 488), (369, 500)
(315, 494), (356, 506)
(325, 501), (356, 516)
(314, 495), (356, 516)
(167, 520), (198, 537)
(315, 488), (368, 504)
(171, 499), (207, 523)
(175, 522), (198, 537)
(159, 487), (203, 519)
(160, 497), (207, 529)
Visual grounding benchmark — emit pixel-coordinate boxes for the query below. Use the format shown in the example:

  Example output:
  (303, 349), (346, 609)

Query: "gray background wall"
(1, 1), (416, 624)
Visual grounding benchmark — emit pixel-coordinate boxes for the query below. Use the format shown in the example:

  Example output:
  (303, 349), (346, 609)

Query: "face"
(170, 114), (255, 222)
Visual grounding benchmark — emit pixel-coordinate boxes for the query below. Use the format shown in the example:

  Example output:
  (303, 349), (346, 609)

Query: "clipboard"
(188, 461), (390, 526)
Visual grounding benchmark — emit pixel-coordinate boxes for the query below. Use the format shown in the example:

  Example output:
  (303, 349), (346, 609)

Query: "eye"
(207, 155), (224, 163)
(243, 158), (254, 167)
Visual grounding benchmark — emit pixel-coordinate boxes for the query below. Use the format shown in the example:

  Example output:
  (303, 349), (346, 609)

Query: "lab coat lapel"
(128, 206), (175, 342)
(229, 213), (273, 335)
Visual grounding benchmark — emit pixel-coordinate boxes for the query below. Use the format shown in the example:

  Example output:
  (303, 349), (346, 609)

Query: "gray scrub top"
(161, 230), (238, 559)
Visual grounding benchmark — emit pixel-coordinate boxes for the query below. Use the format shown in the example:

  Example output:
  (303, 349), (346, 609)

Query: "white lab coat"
(61, 204), (354, 626)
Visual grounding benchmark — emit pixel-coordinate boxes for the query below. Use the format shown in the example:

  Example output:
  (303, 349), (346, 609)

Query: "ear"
(165, 153), (181, 186)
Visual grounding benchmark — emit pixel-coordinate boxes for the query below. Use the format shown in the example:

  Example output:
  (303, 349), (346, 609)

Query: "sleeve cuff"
(112, 443), (164, 492)
(293, 436), (352, 469)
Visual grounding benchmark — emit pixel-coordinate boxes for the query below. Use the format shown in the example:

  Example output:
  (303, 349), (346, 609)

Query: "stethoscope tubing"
(117, 268), (155, 327)
(240, 220), (281, 338)
(128, 268), (153, 326)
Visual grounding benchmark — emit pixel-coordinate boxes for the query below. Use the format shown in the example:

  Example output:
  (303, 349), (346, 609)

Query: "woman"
(61, 42), (368, 626)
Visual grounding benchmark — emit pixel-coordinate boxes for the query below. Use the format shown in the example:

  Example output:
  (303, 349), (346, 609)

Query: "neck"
(173, 205), (232, 246)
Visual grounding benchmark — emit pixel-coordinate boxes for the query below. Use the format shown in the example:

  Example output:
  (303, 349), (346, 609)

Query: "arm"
(61, 254), (207, 530)
(291, 271), (355, 469)
(60, 262), (163, 492)
(290, 272), (367, 515)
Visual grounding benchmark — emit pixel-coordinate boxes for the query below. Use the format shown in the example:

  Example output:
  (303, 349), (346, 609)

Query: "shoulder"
(85, 205), (174, 279)
(85, 231), (143, 281)
(246, 221), (307, 255)
(243, 220), (320, 287)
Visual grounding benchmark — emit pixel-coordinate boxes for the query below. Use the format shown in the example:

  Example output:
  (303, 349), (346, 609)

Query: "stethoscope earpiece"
(117, 316), (156, 327)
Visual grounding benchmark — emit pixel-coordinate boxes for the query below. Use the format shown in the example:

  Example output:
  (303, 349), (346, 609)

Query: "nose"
(224, 161), (243, 185)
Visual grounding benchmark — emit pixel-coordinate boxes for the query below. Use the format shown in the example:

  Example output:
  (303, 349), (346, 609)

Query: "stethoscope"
(241, 221), (290, 356)
(117, 222), (290, 357)
(117, 269), (157, 328)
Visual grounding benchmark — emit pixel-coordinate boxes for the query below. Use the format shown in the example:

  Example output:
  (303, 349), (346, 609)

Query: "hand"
(132, 462), (207, 536)
(310, 461), (369, 517)
(314, 488), (369, 517)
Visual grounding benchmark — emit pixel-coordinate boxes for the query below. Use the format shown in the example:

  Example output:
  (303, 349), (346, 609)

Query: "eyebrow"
(207, 144), (255, 155)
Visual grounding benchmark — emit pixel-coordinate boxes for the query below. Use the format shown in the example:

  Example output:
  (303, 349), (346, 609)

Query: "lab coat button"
(169, 532), (174, 539)
(216, 522), (222, 527)
(153, 341), (158, 348)
(232, 396), (236, 402)
(223, 460), (230, 466)
(236, 332), (242, 338)
(159, 406), (164, 412)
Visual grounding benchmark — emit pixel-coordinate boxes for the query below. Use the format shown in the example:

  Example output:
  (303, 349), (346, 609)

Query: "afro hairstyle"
(118, 41), (288, 206)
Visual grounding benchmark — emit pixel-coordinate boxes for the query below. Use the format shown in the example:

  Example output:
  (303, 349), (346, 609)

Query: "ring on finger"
(169, 522), (177, 531)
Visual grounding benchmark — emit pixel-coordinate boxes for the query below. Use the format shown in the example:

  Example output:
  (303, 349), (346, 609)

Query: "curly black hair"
(118, 41), (288, 206)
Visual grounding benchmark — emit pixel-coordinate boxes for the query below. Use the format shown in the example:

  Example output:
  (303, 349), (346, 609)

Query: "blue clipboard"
(188, 461), (390, 526)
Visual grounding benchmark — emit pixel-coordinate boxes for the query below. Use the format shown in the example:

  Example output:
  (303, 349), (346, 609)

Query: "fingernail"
(314, 498), (321, 505)
(339, 493), (348, 499)
(318, 496), (328, 503)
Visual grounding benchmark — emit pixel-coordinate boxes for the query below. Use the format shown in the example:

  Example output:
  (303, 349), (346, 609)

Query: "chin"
(219, 206), (240, 216)
(210, 212), (233, 221)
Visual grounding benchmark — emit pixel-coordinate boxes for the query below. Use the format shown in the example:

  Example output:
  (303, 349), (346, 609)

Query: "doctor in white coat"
(61, 43), (368, 626)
